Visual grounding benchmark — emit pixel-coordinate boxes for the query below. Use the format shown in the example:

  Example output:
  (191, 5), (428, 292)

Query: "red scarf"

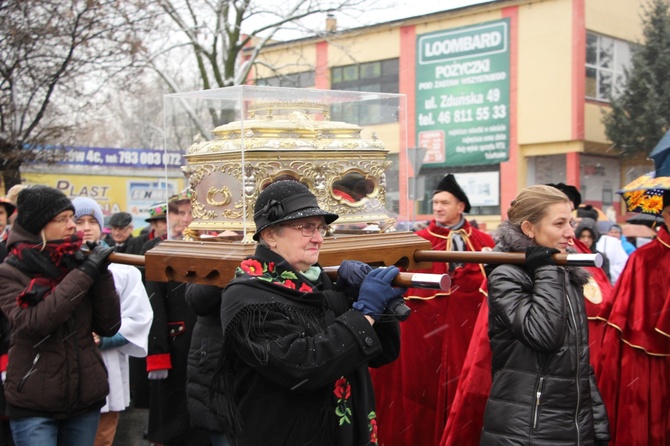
(6, 235), (83, 308)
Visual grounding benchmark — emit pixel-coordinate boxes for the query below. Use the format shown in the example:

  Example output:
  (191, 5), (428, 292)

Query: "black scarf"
(6, 235), (83, 308)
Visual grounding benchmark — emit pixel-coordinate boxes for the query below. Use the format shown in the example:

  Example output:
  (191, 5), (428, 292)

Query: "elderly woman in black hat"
(0, 185), (120, 445)
(215, 180), (404, 446)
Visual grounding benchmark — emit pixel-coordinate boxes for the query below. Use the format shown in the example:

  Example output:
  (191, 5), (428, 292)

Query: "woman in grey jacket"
(481, 185), (610, 445)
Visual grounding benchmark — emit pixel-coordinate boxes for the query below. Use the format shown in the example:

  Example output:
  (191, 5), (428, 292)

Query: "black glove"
(525, 246), (560, 274)
(79, 241), (114, 280)
(337, 260), (373, 299)
(353, 267), (407, 320)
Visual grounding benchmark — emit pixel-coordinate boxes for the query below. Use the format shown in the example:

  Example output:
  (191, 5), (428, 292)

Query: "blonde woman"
(481, 185), (610, 445)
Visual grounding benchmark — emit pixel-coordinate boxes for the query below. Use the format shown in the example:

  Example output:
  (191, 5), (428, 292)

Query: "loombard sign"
(416, 19), (510, 166)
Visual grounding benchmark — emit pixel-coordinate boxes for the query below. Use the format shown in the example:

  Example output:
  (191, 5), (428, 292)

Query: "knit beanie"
(16, 185), (75, 235)
(72, 197), (105, 230)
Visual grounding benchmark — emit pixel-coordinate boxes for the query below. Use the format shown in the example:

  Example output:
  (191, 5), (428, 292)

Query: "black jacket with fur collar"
(481, 221), (610, 445)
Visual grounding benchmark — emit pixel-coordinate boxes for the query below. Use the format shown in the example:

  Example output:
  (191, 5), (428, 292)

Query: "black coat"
(125, 232), (151, 255)
(481, 221), (610, 445)
(218, 245), (400, 446)
(103, 233), (134, 254)
(184, 283), (225, 433)
(143, 237), (207, 445)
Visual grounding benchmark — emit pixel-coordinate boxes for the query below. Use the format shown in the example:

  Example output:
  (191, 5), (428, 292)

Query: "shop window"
(417, 167), (501, 216)
(586, 32), (632, 101)
(330, 59), (399, 125)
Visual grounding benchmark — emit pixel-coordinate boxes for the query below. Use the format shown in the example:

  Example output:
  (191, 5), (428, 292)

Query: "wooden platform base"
(141, 232), (433, 287)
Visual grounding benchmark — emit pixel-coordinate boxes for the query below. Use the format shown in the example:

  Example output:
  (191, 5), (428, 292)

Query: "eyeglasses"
(50, 215), (76, 225)
(280, 223), (329, 237)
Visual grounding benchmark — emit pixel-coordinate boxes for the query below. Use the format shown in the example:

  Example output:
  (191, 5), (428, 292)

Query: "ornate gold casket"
(173, 86), (408, 240)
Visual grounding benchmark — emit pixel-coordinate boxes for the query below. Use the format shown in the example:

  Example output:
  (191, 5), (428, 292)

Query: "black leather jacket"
(481, 221), (610, 445)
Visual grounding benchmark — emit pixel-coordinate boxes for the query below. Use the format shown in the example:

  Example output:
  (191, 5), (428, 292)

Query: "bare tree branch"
(0, 0), (157, 188)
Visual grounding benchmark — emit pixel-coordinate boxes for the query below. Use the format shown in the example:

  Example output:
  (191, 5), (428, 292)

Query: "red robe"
(439, 238), (613, 446)
(371, 219), (494, 446)
(595, 226), (670, 445)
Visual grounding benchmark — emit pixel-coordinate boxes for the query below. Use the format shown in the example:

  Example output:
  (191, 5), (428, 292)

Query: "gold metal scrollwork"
(191, 200), (217, 220)
(206, 186), (232, 206)
(190, 190), (217, 220)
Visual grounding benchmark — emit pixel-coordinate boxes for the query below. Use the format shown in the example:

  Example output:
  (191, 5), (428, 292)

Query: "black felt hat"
(108, 212), (133, 228)
(663, 189), (670, 210)
(434, 174), (471, 213)
(576, 204), (599, 221)
(253, 180), (338, 241)
(546, 183), (582, 208)
(16, 185), (74, 235)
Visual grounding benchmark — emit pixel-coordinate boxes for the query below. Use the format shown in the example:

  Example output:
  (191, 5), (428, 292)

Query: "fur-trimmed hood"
(574, 217), (601, 253)
(493, 220), (590, 285)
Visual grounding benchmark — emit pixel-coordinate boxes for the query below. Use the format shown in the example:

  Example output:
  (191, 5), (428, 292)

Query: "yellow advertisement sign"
(22, 172), (184, 232)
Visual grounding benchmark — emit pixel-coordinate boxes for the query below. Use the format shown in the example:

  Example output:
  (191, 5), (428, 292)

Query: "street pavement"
(113, 407), (151, 446)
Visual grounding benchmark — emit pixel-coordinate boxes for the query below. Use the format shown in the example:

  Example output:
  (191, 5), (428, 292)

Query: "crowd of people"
(0, 176), (666, 446)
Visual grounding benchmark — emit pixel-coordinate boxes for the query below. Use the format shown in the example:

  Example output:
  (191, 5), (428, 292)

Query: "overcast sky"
(341, 0), (493, 27)
(369, 0), (492, 20)
(255, 0), (493, 40)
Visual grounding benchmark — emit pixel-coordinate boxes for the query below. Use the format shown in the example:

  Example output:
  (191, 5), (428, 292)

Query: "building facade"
(248, 0), (650, 227)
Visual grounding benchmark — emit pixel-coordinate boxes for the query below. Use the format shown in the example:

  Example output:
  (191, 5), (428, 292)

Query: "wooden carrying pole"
(320, 266), (451, 290)
(108, 232), (601, 289)
(109, 252), (451, 290)
(413, 251), (603, 268)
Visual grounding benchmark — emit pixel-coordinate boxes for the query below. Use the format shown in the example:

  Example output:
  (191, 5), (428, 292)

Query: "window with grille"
(586, 33), (632, 101)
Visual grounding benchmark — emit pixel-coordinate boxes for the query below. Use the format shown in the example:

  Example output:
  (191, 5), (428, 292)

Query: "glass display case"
(162, 85), (410, 242)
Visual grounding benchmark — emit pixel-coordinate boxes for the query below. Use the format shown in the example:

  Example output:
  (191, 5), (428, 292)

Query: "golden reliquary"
(181, 99), (397, 241)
